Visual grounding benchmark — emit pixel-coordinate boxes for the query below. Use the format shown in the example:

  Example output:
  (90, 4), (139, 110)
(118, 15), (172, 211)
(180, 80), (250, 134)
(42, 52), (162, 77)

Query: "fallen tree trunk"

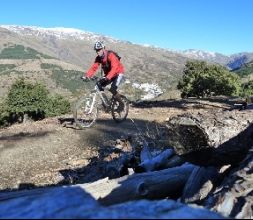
(85, 163), (195, 205)
(99, 138), (135, 179)
(0, 164), (195, 206)
(181, 166), (220, 204)
(136, 149), (185, 172)
(140, 140), (153, 162)
(166, 110), (253, 166)
(204, 147), (253, 219)
(181, 165), (232, 204)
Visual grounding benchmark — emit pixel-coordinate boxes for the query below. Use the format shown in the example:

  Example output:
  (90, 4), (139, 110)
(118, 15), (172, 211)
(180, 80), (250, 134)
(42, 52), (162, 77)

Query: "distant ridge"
(1, 24), (253, 100)
(1, 25), (253, 69)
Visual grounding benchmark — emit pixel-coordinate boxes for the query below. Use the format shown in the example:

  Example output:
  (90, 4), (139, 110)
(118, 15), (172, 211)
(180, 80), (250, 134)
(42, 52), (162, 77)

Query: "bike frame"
(90, 84), (111, 112)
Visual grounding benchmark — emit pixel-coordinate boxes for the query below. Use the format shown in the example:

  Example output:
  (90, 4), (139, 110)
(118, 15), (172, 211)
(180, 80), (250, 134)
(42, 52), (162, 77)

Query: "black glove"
(81, 76), (90, 81)
(98, 77), (109, 86)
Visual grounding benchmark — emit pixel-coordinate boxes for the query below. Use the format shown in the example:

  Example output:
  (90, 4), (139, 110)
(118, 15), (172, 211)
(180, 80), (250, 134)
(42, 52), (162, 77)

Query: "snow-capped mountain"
(178, 49), (253, 70)
(0, 25), (228, 57)
(1, 24), (253, 72)
(178, 49), (230, 65)
(0, 25), (121, 43)
(181, 49), (218, 59)
(1, 25), (253, 70)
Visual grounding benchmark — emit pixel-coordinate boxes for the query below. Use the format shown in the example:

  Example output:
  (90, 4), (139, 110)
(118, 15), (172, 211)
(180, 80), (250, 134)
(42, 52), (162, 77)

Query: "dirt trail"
(0, 99), (230, 191)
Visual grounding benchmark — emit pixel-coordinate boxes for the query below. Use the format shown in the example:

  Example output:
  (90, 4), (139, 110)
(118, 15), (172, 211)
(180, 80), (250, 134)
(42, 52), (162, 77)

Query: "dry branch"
(0, 164), (195, 206)
(85, 163), (195, 205)
(136, 149), (185, 172)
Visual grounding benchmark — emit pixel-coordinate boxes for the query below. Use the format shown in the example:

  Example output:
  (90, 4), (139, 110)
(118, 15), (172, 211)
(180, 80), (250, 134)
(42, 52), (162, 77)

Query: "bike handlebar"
(80, 76), (99, 82)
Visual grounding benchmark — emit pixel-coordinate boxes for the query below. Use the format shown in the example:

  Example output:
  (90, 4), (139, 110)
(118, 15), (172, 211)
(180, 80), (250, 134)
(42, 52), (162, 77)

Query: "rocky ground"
(0, 98), (232, 192)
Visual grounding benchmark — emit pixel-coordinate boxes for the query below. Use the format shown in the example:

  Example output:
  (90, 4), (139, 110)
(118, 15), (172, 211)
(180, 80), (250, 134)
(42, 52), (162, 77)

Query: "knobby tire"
(111, 95), (129, 122)
(73, 94), (98, 128)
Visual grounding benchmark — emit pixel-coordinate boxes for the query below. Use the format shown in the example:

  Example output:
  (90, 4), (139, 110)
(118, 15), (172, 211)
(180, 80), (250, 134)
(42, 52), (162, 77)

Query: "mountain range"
(0, 25), (253, 100)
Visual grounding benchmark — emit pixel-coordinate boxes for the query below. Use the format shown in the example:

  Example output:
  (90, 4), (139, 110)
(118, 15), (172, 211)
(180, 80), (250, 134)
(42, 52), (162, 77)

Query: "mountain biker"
(82, 41), (125, 105)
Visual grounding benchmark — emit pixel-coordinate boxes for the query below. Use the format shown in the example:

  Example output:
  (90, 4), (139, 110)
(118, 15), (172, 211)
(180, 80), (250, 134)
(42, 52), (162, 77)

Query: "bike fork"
(87, 93), (97, 114)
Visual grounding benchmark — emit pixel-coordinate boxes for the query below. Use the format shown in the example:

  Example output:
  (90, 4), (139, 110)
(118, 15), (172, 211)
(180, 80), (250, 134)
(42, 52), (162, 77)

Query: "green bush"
(45, 94), (71, 117)
(6, 78), (49, 120)
(5, 78), (71, 123)
(177, 60), (241, 98)
(234, 61), (253, 77)
(240, 80), (253, 98)
(0, 100), (10, 127)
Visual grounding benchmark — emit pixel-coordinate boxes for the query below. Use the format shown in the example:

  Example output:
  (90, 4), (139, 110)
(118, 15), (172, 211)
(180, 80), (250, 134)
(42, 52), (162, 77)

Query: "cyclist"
(82, 41), (125, 106)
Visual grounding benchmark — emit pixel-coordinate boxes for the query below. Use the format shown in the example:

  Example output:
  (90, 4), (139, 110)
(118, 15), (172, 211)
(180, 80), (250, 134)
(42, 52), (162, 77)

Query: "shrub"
(6, 78), (49, 120)
(5, 78), (71, 123)
(0, 100), (10, 127)
(177, 60), (241, 98)
(240, 80), (253, 98)
(45, 94), (71, 117)
(234, 61), (253, 77)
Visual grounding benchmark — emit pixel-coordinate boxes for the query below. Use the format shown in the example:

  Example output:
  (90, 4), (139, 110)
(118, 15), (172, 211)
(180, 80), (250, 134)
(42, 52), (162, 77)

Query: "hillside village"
(0, 25), (253, 218)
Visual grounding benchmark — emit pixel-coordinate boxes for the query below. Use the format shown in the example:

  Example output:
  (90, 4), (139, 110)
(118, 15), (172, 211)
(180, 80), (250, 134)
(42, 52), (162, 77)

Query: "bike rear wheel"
(111, 95), (129, 122)
(73, 93), (98, 128)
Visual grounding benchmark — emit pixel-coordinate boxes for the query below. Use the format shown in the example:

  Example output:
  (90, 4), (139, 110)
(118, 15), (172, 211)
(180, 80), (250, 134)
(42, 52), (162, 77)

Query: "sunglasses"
(95, 49), (102, 52)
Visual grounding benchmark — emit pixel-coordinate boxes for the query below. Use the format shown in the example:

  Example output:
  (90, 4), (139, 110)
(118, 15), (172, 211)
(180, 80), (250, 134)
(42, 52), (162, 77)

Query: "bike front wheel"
(111, 95), (129, 122)
(73, 94), (98, 128)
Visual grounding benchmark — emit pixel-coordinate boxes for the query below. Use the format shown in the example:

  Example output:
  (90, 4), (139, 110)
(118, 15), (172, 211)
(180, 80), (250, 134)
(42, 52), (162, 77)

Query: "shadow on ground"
(132, 97), (235, 110)
(0, 131), (53, 154)
(0, 131), (51, 141)
(0, 117), (167, 193)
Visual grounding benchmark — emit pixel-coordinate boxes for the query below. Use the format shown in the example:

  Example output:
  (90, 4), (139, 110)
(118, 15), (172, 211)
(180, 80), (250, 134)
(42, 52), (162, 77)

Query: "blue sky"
(1, 0), (252, 55)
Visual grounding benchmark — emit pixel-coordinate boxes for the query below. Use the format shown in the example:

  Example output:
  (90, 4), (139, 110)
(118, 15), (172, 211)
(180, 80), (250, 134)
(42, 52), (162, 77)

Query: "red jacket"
(86, 50), (124, 80)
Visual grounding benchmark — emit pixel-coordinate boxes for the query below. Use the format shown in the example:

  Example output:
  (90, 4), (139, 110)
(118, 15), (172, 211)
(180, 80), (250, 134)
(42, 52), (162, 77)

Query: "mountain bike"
(73, 76), (129, 128)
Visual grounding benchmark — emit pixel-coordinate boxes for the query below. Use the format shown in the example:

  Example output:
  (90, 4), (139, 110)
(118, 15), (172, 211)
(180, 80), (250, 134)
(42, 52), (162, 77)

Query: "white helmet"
(94, 41), (105, 50)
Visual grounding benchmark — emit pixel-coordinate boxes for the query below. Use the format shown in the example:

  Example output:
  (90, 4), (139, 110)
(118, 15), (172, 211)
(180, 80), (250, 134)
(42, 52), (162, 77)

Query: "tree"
(0, 100), (10, 127)
(45, 94), (71, 117)
(6, 78), (49, 121)
(177, 60), (241, 98)
(240, 80), (253, 98)
(5, 78), (70, 123)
